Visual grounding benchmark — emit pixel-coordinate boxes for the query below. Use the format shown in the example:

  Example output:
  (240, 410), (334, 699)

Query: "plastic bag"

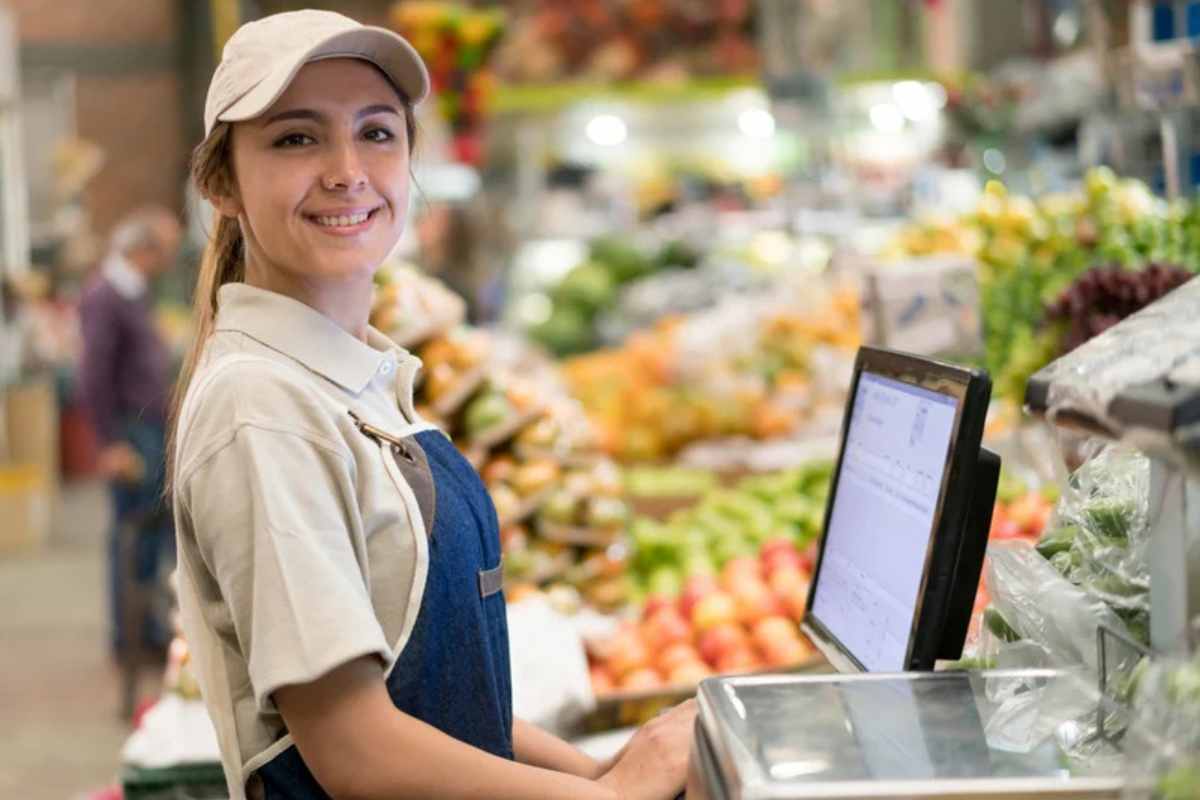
(1123, 654), (1200, 800)
(1036, 442), (1153, 645)
(982, 544), (1137, 674)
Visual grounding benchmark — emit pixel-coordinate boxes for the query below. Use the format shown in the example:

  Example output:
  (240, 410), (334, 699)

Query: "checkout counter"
(684, 349), (1128, 798)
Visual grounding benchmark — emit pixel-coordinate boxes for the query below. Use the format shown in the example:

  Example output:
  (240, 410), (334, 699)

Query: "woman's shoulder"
(176, 338), (351, 474)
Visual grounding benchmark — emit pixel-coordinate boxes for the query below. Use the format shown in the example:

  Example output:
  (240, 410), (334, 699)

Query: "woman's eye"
(364, 127), (395, 143)
(274, 132), (315, 148)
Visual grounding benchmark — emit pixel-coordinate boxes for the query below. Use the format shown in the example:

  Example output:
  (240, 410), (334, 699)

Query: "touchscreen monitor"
(804, 348), (992, 671)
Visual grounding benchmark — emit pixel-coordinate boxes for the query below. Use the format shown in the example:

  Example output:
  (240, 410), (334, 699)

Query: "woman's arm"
(512, 718), (603, 779)
(275, 657), (695, 800)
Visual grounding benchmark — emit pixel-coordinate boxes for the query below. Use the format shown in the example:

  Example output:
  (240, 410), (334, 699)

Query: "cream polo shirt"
(172, 283), (439, 800)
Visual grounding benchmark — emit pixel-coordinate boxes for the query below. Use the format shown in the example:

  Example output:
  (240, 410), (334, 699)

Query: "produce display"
(492, 0), (757, 86)
(389, 2), (507, 163)
(628, 463), (831, 600)
(371, 267), (632, 598)
(564, 286), (860, 461)
(587, 535), (817, 696)
(1044, 262), (1194, 356)
(527, 237), (700, 357)
(883, 169), (1200, 401)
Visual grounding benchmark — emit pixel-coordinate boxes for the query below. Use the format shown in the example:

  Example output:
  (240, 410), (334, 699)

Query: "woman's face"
(223, 58), (410, 289)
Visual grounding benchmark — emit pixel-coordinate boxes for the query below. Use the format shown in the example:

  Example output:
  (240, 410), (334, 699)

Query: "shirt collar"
(103, 253), (147, 300)
(214, 283), (409, 395)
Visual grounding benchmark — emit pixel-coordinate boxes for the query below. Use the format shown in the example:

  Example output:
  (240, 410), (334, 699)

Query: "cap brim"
(218, 26), (430, 126)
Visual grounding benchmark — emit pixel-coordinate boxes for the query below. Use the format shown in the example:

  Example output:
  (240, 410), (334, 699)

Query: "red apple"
(751, 616), (798, 651)
(620, 667), (663, 691)
(679, 574), (719, 620)
(760, 536), (799, 561)
(589, 664), (615, 695)
(763, 548), (806, 577)
(733, 582), (784, 626)
(692, 591), (738, 631)
(641, 607), (693, 653)
(605, 631), (650, 678)
(768, 566), (809, 598)
(716, 646), (762, 674)
(782, 584), (810, 624)
(657, 642), (703, 675)
(761, 635), (814, 668)
(721, 556), (763, 590)
(698, 623), (749, 666)
(799, 542), (819, 573)
(642, 593), (675, 621)
(667, 660), (712, 688)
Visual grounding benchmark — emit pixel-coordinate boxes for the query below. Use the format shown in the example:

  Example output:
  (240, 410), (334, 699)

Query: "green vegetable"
(463, 392), (513, 437)
(984, 607), (1022, 643)
(1036, 525), (1078, 561)
(1083, 500), (1135, 543)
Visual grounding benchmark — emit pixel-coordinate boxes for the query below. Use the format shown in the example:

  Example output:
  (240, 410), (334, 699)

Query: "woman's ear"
(209, 191), (243, 220)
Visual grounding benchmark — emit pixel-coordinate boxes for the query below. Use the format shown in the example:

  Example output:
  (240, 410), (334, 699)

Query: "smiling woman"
(168, 10), (696, 800)
(224, 59), (414, 333)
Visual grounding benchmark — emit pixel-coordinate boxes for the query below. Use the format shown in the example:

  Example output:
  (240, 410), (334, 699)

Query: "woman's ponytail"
(166, 124), (241, 493)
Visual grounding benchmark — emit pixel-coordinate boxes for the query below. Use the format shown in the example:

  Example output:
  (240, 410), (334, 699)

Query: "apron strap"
(477, 564), (504, 598)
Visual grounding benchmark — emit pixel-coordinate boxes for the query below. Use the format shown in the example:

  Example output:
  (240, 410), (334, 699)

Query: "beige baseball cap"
(204, 10), (430, 137)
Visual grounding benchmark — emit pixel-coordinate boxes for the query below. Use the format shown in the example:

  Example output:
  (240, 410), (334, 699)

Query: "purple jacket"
(78, 272), (170, 444)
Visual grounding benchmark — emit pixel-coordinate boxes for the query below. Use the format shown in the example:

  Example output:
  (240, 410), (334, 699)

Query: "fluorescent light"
(585, 114), (628, 147)
(892, 80), (938, 122)
(983, 148), (1007, 174)
(738, 108), (776, 139)
(869, 103), (905, 133)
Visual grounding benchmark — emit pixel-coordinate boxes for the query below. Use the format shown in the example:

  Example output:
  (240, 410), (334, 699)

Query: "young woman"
(171, 10), (695, 800)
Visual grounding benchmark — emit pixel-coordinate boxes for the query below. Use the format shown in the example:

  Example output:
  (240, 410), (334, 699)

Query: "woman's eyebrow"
(356, 104), (401, 120)
(263, 108), (325, 126)
(262, 105), (399, 126)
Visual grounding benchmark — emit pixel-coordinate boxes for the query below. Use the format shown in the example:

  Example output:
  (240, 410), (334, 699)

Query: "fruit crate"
(120, 763), (227, 800)
(580, 655), (830, 733)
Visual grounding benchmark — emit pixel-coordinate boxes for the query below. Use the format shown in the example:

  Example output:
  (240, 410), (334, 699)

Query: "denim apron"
(254, 426), (514, 799)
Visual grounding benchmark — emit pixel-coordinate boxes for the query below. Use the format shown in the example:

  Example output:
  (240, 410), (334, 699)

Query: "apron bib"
(255, 428), (513, 799)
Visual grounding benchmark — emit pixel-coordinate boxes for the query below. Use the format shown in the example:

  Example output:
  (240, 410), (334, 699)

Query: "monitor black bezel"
(802, 346), (991, 672)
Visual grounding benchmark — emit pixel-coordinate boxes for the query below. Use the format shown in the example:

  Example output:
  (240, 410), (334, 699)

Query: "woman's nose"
(321, 142), (367, 191)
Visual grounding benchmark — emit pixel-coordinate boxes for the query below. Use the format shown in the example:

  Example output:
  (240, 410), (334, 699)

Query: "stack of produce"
(883, 169), (1200, 402)
(371, 267), (632, 596)
(588, 536), (817, 695)
(989, 476), (1057, 545)
(564, 287), (860, 461)
(492, 0), (757, 86)
(389, 2), (506, 163)
(528, 237), (700, 357)
(628, 463), (831, 601)
(1044, 262), (1194, 356)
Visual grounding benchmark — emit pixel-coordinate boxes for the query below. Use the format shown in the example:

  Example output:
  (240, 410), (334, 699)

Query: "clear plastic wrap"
(1032, 275), (1200, 461)
(1123, 654), (1200, 800)
(982, 443), (1153, 668)
(1037, 442), (1154, 645)
(982, 544), (1137, 673)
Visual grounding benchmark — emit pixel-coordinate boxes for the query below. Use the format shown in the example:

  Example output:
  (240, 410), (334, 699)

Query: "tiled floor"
(0, 480), (159, 800)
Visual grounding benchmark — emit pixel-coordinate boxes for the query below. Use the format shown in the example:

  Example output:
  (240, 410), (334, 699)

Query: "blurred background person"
(77, 205), (182, 672)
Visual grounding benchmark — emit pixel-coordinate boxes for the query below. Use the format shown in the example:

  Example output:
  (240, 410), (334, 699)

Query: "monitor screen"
(810, 371), (960, 671)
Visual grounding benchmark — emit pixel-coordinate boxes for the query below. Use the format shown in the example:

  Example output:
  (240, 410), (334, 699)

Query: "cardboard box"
(0, 465), (51, 555)
(2, 376), (59, 496)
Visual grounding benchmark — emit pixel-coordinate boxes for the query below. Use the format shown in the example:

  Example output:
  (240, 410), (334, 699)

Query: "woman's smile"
(304, 205), (385, 236)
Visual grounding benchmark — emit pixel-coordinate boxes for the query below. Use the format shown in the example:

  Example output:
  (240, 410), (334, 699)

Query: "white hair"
(109, 207), (177, 255)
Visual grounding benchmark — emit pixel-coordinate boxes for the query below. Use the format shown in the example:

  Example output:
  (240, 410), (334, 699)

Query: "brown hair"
(166, 86), (417, 493)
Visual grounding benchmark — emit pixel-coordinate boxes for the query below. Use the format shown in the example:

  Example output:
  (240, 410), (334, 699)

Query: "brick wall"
(10, 0), (190, 238)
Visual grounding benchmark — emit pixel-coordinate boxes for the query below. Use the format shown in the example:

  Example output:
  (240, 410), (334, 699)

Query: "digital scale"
(687, 348), (1126, 798)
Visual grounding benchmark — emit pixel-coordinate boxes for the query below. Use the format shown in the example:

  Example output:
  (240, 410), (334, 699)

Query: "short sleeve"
(182, 422), (391, 714)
